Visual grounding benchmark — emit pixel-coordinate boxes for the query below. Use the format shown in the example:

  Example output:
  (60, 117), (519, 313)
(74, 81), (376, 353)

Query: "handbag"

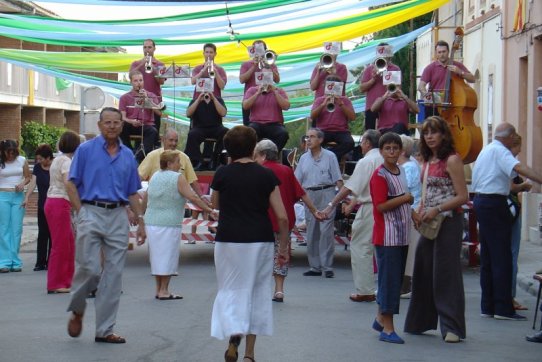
(417, 162), (445, 240)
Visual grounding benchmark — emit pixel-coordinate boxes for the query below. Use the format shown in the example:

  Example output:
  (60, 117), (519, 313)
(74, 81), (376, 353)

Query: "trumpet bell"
(264, 50), (277, 65)
(320, 53), (334, 69)
(374, 57), (387, 73)
(387, 83), (397, 93)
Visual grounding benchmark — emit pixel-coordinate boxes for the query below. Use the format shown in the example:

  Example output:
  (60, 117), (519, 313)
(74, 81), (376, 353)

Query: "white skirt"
(146, 225), (182, 276)
(211, 242), (274, 340)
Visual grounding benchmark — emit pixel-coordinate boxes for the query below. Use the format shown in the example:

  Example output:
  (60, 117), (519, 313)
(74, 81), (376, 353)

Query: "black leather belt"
(82, 200), (125, 209)
(306, 185), (335, 191)
(474, 193), (507, 199)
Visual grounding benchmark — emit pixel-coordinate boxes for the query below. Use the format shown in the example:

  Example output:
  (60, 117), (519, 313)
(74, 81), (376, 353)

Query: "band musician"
(119, 70), (160, 162)
(129, 39), (165, 145)
(242, 83), (290, 153)
(370, 85), (419, 135)
(185, 92), (228, 171)
(310, 51), (348, 99)
(360, 43), (401, 130)
(310, 75), (355, 161)
(191, 43), (227, 99)
(418, 40), (475, 116)
(239, 40), (281, 126)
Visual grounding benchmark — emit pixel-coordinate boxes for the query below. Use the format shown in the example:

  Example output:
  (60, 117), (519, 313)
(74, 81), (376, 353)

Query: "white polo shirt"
(471, 139), (519, 195)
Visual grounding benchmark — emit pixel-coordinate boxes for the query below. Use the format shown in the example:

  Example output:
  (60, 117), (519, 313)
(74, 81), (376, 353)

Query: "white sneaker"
(400, 292), (411, 299)
(444, 332), (460, 343)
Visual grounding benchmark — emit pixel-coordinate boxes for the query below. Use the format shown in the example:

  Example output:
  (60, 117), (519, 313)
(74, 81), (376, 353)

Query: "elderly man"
(65, 107), (146, 344)
(239, 39), (281, 126)
(129, 39), (166, 145)
(295, 128), (343, 278)
(472, 122), (542, 321)
(323, 130), (383, 301)
(360, 43), (401, 130)
(138, 128), (204, 197)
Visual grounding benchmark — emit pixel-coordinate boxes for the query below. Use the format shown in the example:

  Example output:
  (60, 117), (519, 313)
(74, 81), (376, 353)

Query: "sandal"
(272, 292), (284, 303)
(225, 335), (241, 362)
(243, 357), (255, 362)
(513, 300), (528, 310)
(95, 333), (126, 344)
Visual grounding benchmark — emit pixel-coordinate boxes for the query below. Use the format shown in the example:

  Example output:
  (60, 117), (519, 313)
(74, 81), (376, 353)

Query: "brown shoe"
(349, 294), (376, 302)
(95, 333), (126, 344)
(67, 312), (83, 338)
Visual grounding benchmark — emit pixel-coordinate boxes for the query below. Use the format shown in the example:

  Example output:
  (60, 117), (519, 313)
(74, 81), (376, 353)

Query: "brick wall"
(0, 104), (22, 140)
(45, 109), (64, 127)
(46, 45), (64, 52)
(65, 111), (80, 133)
(22, 41), (45, 51)
(0, 36), (21, 49)
(21, 106), (45, 124)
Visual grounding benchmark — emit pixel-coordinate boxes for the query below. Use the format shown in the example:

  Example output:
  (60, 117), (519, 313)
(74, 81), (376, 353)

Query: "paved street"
(0, 219), (540, 362)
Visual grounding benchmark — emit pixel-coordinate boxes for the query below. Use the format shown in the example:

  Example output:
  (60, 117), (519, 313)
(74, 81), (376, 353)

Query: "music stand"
(156, 62), (190, 132)
(127, 93), (164, 160)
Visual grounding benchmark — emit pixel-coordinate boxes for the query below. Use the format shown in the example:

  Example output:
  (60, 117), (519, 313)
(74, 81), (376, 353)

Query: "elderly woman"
(404, 116), (468, 343)
(0, 139), (31, 273)
(23, 144), (54, 271)
(397, 135), (421, 297)
(254, 139), (320, 303)
(45, 131), (81, 293)
(142, 150), (215, 300)
(211, 126), (289, 362)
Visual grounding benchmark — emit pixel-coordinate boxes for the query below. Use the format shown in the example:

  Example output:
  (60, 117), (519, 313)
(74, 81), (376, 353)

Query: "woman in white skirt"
(142, 150), (215, 300)
(211, 126), (289, 362)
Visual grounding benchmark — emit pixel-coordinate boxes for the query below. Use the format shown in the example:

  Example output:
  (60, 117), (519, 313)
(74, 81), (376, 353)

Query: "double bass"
(438, 28), (482, 164)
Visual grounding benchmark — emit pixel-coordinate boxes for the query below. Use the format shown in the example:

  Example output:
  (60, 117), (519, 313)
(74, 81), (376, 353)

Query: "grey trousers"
(404, 212), (466, 339)
(305, 188), (336, 272)
(66, 204), (129, 337)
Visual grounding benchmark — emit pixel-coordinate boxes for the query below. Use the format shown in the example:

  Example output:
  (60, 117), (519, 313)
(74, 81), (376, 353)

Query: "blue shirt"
(472, 139), (519, 195)
(294, 148), (342, 188)
(402, 159), (421, 210)
(69, 135), (141, 202)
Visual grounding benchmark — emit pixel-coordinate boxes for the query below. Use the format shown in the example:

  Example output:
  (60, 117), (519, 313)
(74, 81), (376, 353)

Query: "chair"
(287, 147), (298, 169)
(532, 274), (542, 330)
(202, 138), (218, 170)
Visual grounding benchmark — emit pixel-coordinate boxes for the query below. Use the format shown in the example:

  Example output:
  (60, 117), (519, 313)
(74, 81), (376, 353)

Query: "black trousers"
(364, 110), (378, 130)
(184, 126), (228, 166)
(249, 122), (289, 152)
(379, 123), (409, 136)
(120, 123), (158, 161)
(323, 131), (354, 161)
(153, 113), (162, 147)
(242, 108), (251, 126)
(35, 207), (51, 268)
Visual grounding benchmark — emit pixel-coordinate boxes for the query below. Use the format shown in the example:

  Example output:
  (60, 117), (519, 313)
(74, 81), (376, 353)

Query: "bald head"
(162, 128), (179, 150)
(494, 122), (516, 139)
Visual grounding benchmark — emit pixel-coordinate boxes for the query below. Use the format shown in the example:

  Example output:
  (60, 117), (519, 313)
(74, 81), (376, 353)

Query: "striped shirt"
(370, 165), (411, 246)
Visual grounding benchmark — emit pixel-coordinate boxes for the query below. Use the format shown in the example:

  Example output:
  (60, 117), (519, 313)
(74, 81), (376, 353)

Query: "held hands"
(520, 181), (533, 192)
(277, 248), (289, 267)
(136, 224), (146, 246)
(14, 182), (25, 192)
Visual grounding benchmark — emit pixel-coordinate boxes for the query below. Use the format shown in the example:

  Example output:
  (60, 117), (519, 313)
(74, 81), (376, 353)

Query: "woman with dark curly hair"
(404, 116), (468, 343)
(23, 144), (54, 271)
(0, 139), (31, 273)
(210, 126), (289, 362)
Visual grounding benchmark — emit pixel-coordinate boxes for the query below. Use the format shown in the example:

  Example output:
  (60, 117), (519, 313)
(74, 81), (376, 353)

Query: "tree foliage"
(21, 121), (66, 158)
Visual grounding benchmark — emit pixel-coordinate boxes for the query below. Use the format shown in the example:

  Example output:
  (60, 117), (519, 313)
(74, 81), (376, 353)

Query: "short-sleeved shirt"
(377, 98), (409, 130)
(472, 140), (519, 195)
(370, 165), (410, 246)
(32, 162), (50, 209)
(119, 90), (160, 126)
(188, 97), (226, 129)
(310, 62), (348, 98)
(211, 162), (279, 243)
(129, 58), (165, 101)
(263, 160), (305, 231)
(294, 148), (342, 189)
(69, 135), (141, 203)
(344, 148), (383, 203)
(240, 61), (279, 93)
(361, 62), (401, 110)
(138, 148), (197, 184)
(312, 96), (354, 132)
(47, 154), (72, 201)
(0, 155), (25, 189)
(420, 60), (469, 92)
(244, 86), (288, 124)
(192, 63), (227, 99)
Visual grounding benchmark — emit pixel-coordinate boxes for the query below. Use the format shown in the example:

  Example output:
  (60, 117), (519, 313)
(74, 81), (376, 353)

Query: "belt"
(82, 200), (126, 209)
(474, 193), (507, 199)
(306, 185), (335, 191)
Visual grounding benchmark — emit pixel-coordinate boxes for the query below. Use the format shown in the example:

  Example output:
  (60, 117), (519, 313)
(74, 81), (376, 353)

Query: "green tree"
(21, 121), (66, 158)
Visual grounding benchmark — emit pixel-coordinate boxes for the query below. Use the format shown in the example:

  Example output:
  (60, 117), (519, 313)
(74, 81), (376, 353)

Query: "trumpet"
(261, 84), (270, 94)
(144, 53), (153, 74)
(208, 57), (215, 79)
(258, 50), (277, 69)
(374, 57), (387, 74)
(326, 94), (336, 113)
(387, 83), (397, 94)
(203, 92), (211, 101)
(319, 53), (334, 70)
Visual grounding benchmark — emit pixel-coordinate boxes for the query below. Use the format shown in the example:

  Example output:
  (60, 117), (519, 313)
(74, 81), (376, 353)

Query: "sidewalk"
(20, 215), (542, 296)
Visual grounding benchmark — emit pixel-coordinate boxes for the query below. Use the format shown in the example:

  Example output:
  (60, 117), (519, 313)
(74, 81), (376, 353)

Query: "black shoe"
(303, 270), (322, 276)
(33, 265), (47, 271)
(325, 271), (334, 278)
(194, 163), (208, 172)
(526, 331), (542, 343)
